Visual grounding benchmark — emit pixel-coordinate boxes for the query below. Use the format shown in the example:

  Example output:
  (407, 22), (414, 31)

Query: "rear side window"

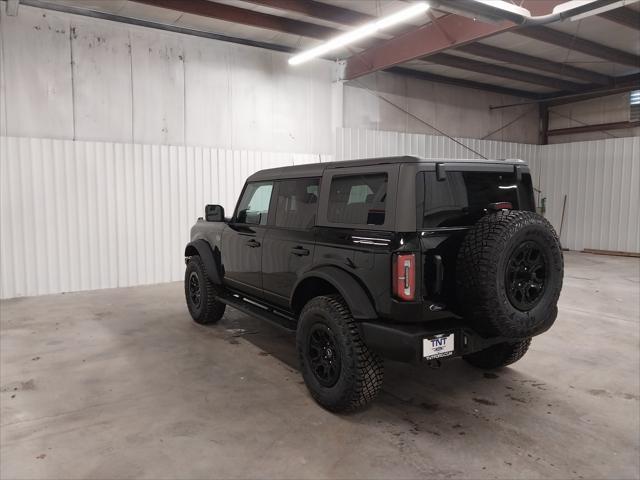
(421, 171), (532, 228)
(236, 181), (273, 225)
(275, 178), (320, 229)
(328, 173), (388, 225)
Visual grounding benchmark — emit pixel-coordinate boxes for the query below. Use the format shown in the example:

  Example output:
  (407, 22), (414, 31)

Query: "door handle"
(291, 246), (310, 256)
(246, 239), (261, 248)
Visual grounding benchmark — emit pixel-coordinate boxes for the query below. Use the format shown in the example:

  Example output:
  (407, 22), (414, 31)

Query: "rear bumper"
(358, 319), (523, 364)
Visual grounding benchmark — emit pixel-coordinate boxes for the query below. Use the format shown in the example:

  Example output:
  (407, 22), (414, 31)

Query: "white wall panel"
(335, 128), (639, 254)
(0, 136), (331, 299)
(343, 74), (541, 145)
(130, 31), (185, 146)
(540, 136), (639, 253)
(0, 4), (334, 154)
(0, 8), (74, 139)
(71, 17), (133, 142)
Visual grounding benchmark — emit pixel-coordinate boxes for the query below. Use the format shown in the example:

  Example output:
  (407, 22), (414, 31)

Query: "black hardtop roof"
(246, 155), (527, 182)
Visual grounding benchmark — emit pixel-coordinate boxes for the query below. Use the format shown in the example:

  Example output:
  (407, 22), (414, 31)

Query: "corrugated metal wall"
(1, 132), (638, 299)
(540, 136), (639, 253)
(336, 128), (639, 254)
(0, 136), (330, 299)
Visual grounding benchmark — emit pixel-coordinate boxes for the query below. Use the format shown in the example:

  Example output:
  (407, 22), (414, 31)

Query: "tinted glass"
(275, 178), (320, 228)
(422, 171), (530, 227)
(328, 173), (388, 225)
(236, 181), (273, 225)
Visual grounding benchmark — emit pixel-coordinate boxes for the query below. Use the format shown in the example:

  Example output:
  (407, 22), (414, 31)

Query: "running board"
(217, 293), (297, 332)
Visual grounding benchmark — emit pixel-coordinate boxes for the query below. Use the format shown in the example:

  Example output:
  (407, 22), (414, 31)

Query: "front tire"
(296, 294), (383, 413)
(463, 338), (532, 369)
(184, 255), (226, 325)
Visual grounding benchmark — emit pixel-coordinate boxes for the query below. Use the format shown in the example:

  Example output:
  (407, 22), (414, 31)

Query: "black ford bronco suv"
(184, 156), (563, 412)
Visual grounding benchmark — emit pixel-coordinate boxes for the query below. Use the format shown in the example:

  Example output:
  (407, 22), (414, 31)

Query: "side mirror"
(205, 204), (225, 222)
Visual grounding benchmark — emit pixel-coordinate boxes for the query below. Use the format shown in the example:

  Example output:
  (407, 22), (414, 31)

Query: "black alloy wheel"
(505, 240), (547, 311)
(188, 271), (202, 309)
(307, 323), (342, 388)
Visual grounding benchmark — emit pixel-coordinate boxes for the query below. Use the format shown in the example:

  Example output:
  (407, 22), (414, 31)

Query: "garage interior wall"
(342, 74), (540, 144)
(1, 4), (638, 300)
(548, 92), (640, 143)
(0, 4), (334, 154)
(0, 136), (330, 299)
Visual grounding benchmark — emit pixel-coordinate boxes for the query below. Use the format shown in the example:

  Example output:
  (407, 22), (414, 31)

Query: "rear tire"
(457, 210), (563, 338)
(463, 338), (532, 369)
(185, 255), (226, 325)
(296, 294), (383, 413)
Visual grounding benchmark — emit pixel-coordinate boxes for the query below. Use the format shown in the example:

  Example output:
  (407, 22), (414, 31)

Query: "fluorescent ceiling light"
(288, 2), (429, 66)
(470, 0), (531, 17)
(552, 0), (597, 15)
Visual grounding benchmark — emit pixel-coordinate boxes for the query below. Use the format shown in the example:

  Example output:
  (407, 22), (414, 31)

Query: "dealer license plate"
(423, 333), (455, 360)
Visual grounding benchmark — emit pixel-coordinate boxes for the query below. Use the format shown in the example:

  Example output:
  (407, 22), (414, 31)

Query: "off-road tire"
(463, 338), (532, 369)
(457, 210), (563, 338)
(297, 294), (383, 413)
(184, 255), (226, 325)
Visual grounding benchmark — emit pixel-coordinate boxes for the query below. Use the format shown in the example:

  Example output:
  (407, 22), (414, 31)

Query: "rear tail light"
(393, 253), (416, 301)
(488, 201), (513, 210)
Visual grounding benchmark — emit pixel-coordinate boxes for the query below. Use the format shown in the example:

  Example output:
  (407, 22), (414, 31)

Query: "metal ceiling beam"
(344, 15), (515, 80)
(386, 67), (542, 99)
(456, 43), (612, 85)
(491, 73), (640, 108)
(543, 73), (640, 106)
(598, 7), (640, 30)
(243, 0), (373, 26)
(424, 53), (586, 91)
(21, 0), (297, 52)
(342, 1), (566, 80)
(547, 120), (640, 136)
(515, 27), (640, 67)
(132, 0), (339, 39)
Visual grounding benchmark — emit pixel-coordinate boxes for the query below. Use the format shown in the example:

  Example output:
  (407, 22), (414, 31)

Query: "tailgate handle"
(433, 255), (443, 295)
(246, 239), (261, 248)
(291, 246), (310, 256)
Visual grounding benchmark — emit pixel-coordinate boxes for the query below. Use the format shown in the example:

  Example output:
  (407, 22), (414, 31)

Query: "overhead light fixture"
(467, 0), (640, 23)
(288, 2), (430, 66)
(469, 0), (532, 18)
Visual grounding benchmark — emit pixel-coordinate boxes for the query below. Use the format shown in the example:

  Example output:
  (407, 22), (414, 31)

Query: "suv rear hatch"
(417, 164), (536, 308)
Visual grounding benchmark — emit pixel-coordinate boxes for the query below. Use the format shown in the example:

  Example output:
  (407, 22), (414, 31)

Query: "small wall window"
(328, 173), (388, 225)
(631, 90), (640, 122)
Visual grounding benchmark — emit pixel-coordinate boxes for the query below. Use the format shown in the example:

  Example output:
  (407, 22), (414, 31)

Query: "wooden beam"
(386, 67), (541, 99)
(515, 27), (640, 67)
(243, 0), (373, 26)
(424, 53), (586, 91)
(547, 121), (640, 136)
(598, 7), (640, 30)
(132, 0), (339, 39)
(457, 43), (612, 85)
(343, 1), (565, 80)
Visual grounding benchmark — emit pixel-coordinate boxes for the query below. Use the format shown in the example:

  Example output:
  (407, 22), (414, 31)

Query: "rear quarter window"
(328, 173), (388, 226)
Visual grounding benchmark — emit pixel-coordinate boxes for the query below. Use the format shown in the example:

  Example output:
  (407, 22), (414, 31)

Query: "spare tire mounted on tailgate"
(457, 210), (563, 338)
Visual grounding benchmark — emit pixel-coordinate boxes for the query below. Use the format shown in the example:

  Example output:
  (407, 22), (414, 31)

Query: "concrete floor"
(1, 252), (639, 479)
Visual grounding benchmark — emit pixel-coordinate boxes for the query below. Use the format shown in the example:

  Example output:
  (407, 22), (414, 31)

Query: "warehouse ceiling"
(16, 0), (640, 103)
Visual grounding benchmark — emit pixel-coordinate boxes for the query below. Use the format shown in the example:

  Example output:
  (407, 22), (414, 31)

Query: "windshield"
(419, 170), (534, 228)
